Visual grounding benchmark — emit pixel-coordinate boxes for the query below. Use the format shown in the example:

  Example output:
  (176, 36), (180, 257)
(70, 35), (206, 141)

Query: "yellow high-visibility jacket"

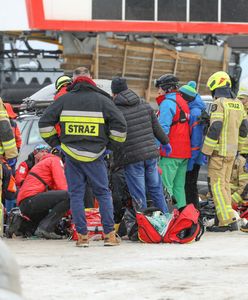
(202, 97), (248, 157)
(230, 155), (248, 204)
(0, 98), (18, 159)
(240, 103), (248, 155)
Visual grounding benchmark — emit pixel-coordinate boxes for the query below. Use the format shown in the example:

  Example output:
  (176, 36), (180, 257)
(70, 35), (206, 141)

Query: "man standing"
(155, 74), (191, 209)
(39, 67), (127, 247)
(202, 71), (248, 232)
(111, 77), (170, 213)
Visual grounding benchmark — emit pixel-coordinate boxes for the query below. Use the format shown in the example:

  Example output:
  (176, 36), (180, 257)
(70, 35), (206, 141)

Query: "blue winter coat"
(187, 94), (206, 171)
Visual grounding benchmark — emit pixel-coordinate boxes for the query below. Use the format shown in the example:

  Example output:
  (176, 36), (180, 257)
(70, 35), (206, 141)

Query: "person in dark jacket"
(17, 153), (69, 239)
(179, 81), (207, 209)
(39, 67), (127, 247)
(111, 77), (170, 213)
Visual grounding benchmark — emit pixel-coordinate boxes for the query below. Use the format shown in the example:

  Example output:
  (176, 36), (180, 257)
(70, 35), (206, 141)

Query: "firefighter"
(202, 71), (248, 232)
(0, 98), (18, 214)
(237, 78), (248, 156)
(4, 103), (22, 152)
(39, 66), (127, 247)
(54, 75), (72, 100)
(230, 154), (248, 205)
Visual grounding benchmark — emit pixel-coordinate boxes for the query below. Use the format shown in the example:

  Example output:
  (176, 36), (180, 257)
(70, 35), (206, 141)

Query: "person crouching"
(17, 149), (69, 239)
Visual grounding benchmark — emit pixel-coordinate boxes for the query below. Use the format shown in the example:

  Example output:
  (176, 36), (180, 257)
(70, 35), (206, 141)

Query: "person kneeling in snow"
(17, 149), (69, 239)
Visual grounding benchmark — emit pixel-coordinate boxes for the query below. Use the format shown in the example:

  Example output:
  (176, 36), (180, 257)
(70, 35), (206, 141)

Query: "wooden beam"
(222, 42), (228, 72)
(197, 58), (203, 92)
(94, 34), (99, 79)
(146, 44), (156, 102)
(173, 52), (179, 76)
(122, 43), (128, 77)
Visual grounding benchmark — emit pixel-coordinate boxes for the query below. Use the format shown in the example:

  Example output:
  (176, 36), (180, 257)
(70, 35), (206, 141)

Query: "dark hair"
(73, 67), (90, 77)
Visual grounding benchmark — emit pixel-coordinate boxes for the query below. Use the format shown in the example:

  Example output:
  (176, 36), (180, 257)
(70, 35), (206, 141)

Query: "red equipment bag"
(163, 204), (203, 244)
(71, 208), (104, 241)
(136, 207), (166, 243)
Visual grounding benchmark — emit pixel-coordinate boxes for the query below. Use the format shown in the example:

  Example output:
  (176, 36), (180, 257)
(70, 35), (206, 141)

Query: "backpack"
(197, 109), (210, 135)
(136, 204), (204, 244)
(1, 160), (16, 200)
(70, 208), (104, 241)
(5, 207), (35, 238)
(136, 207), (173, 243)
(163, 204), (204, 244)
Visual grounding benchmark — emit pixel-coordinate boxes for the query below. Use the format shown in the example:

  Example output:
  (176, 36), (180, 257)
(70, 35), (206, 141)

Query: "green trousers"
(159, 157), (188, 209)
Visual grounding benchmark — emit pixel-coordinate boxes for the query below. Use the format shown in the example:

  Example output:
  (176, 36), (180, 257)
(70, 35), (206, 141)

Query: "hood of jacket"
(188, 94), (206, 111)
(115, 89), (140, 106)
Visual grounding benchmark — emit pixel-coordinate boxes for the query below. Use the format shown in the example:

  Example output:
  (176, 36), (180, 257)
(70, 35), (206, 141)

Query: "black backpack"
(5, 207), (36, 238)
(197, 109), (210, 135)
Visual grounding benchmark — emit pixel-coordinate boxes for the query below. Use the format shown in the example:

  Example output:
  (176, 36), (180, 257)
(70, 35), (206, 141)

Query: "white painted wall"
(43, 0), (92, 20)
(0, 0), (28, 30)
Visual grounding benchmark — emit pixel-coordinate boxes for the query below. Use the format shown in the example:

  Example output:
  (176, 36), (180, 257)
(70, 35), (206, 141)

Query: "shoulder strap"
(166, 97), (184, 111)
(166, 97), (186, 126)
(29, 172), (49, 190)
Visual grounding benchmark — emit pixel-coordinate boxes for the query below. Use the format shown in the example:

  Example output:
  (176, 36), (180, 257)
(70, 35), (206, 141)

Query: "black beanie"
(111, 77), (128, 94)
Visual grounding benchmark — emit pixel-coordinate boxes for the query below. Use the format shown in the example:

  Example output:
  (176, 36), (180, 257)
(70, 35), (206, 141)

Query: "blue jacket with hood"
(187, 94), (206, 171)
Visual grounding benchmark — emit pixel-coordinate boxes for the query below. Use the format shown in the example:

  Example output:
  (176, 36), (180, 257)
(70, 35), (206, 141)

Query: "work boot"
(76, 233), (89, 248)
(240, 223), (248, 233)
(104, 231), (121, 246)
(207, 221), (238, 232)
(35, 227), (62, 239)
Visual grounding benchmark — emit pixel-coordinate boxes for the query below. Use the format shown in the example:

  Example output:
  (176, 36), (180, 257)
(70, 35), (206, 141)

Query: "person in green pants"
(155, 74), (191, 208)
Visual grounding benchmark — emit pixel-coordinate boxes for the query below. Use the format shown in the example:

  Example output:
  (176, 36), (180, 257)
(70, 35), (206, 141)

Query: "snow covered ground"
(5, 232), (248, 300)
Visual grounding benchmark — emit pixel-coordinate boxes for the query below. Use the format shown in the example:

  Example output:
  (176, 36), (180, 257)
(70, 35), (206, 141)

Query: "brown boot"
(76, 233), (89, 247)
(104, 231), (121, 246)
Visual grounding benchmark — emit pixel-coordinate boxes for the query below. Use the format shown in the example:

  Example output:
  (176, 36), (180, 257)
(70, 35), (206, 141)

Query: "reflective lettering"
(65, 123), (99, 136)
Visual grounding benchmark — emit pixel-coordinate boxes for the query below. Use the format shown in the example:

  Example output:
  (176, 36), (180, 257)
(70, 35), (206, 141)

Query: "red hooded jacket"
(17, 154), (67, 204)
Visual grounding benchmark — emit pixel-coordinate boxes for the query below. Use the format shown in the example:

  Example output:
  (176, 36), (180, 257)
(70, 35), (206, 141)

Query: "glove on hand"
(161, 143), (172, 157)
(202, 155), (208, 165)
(7, 158), (17, 167)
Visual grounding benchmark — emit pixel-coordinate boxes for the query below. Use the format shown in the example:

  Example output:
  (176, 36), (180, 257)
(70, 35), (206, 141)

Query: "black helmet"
(154, 74), (179, 91)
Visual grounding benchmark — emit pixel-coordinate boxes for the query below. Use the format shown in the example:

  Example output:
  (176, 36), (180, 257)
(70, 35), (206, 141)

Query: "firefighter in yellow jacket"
(230, 154), (248, 204)
(0, 98), (18, 200)
(202, 71), (248, 232)
(237, 79), (248, 155)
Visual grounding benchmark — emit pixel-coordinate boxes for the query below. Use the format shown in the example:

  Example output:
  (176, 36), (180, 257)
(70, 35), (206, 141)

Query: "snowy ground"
(6, 232), (248, 300)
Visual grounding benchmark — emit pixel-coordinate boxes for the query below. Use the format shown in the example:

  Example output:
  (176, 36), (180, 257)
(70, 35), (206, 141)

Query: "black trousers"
(185, 164), (201, 209)
(19, 190), (70, 232)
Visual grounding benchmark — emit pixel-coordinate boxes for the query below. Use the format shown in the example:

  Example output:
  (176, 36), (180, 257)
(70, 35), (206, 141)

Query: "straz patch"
(211, 104), (218, 112)
(65, 123), (99, 136)
(227, 102), (241, 110)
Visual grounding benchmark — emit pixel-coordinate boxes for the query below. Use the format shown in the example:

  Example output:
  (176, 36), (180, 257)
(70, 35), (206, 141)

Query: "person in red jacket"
(4, 103), (22, 152)
(54, 75), (72, 101)
(155, 74), (191, 209)
(15, 144), (51, 189)
(17, 152), (69, 239)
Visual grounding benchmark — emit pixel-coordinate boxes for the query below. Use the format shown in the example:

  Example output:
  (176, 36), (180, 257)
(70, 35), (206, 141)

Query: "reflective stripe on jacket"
(202, 97), (248, 157)
(39, 79), (127, 162)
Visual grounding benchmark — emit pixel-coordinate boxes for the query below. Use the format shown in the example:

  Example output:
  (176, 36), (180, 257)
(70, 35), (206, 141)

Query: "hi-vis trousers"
(208, 155), (235, 226)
